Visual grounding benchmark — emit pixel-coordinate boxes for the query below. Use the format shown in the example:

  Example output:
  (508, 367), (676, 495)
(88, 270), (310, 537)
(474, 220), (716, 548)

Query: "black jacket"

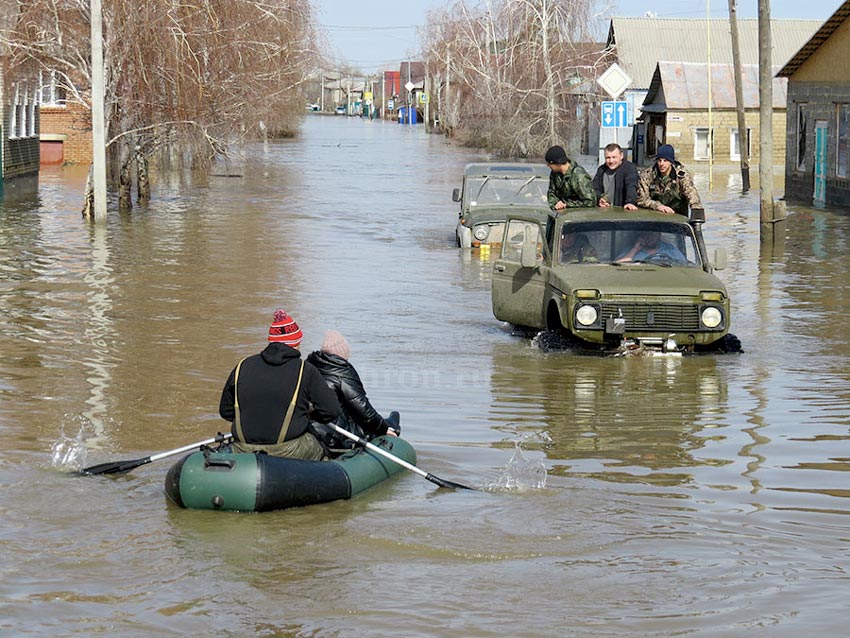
(591, 160), (639, 207)
(306, 350), (393, 438)
(219, 343), (339, 444)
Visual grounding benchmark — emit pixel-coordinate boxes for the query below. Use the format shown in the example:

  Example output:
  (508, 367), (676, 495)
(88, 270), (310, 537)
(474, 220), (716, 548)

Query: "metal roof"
(778, 1), (850, 76)
(644, 61), (788, 110)
(608, 18), (822, 89)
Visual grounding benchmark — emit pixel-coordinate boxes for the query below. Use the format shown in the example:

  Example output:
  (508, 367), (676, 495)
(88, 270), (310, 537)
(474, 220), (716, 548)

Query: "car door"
(491, 217), (549, 328)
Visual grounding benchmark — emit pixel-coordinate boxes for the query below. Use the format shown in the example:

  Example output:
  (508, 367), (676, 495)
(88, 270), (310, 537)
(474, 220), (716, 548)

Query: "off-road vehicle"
(491, 208), (741, 353)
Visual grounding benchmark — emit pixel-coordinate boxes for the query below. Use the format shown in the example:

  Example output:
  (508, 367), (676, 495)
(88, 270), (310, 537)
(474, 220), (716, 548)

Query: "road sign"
(404, 81), (415, 93)
(419, 92), (429, 104)
(601, 101), (629, 128)
(387, 99), (394, 110)
(597, 63), (632, 99)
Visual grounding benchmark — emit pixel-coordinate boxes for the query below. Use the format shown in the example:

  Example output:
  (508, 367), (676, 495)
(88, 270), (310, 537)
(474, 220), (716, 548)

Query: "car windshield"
(467, 175), (548, 207)
(559, 221), (701, 267)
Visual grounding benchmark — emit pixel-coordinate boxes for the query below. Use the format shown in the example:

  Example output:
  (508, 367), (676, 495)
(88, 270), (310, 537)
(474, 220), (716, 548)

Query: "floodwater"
(1, 115), (849, 637)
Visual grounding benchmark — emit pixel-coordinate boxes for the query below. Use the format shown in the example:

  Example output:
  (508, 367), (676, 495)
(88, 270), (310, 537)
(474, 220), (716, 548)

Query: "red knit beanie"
(268, 309), (303, 347)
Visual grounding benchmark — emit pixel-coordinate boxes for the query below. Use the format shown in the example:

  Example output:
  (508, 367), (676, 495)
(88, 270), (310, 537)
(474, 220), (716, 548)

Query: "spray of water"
(50, 416), (90, 469)
(488, 433), (550, 491)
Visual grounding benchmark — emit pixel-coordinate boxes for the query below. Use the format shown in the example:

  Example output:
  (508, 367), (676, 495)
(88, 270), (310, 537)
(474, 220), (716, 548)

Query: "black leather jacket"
(306, 350), (393, 438)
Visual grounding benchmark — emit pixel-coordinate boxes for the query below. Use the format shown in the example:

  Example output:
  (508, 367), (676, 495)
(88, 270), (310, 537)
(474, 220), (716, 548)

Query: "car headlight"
(473, 225), (490, 241)
(701, 306), (723, 329)
(575, 304), (598, 327)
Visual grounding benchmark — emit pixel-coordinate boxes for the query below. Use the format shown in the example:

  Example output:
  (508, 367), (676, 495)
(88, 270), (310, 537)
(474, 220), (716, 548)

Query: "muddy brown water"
(1, 116), (849, 637)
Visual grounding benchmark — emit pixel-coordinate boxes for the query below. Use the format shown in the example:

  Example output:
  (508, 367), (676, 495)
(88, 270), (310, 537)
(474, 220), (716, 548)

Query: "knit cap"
(321, 329), (351, 360)
(268, 309), (303, 347)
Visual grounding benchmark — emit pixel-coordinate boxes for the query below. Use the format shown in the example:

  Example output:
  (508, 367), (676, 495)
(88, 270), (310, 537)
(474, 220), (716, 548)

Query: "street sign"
(404, 81), (415, 93)
(419, 92), (429, 104)
(601, 101), (629, 128)
(597, 63), (632, 99)
(387, 99), (394, 110)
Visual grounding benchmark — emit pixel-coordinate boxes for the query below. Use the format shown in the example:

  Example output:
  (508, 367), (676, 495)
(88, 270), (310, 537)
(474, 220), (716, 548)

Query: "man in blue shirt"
(616, 231), (686, 264)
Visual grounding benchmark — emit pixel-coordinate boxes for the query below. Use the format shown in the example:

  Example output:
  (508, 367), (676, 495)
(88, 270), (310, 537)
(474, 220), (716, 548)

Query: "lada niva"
(453, 163), (550, 248)
(491, 208), (741, 353)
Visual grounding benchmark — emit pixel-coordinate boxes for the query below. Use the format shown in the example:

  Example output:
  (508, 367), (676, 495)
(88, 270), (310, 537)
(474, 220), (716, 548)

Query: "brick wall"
(785, 82), (850, 207)
(40, 102), (92, 165)
(665, 108), (787, 167)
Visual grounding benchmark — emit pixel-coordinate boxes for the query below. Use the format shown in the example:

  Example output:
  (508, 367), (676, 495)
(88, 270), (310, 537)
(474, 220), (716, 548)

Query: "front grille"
(599, 302), (701, 331)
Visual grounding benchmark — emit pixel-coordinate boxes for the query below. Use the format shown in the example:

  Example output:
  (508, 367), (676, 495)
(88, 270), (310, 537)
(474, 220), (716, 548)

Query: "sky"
(312, 0), (844, 73)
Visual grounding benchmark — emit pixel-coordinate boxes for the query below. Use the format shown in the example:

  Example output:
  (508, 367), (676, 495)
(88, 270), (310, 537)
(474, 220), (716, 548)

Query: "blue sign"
(601, 101), (629, 128)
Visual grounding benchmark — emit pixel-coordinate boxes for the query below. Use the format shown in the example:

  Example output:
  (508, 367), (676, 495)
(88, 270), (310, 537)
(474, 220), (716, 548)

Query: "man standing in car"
(545, 145), (596, 210)
(592, 143), (638, 210)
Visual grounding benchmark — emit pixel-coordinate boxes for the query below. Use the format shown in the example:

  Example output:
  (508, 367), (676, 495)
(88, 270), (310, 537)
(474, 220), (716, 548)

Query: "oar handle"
(148, 433), (232, 462)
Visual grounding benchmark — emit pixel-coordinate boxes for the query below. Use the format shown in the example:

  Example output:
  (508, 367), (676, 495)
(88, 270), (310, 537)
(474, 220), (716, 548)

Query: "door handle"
(494, 264), (505, 272)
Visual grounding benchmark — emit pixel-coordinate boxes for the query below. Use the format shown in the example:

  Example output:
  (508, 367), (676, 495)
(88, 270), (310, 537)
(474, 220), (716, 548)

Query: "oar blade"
(425, 473), (476, 491)
(79, 457), (150, 476)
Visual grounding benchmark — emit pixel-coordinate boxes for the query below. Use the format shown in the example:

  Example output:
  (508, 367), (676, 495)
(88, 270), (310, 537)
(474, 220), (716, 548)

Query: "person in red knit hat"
(219, 309), (339, 460)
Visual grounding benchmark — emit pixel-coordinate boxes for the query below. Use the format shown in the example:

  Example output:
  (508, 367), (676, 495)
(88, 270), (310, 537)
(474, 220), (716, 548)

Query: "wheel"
(696, 333), (744, 354)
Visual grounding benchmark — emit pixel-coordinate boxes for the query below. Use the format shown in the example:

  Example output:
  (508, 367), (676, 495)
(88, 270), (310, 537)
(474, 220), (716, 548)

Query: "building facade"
(779, 1), (850, 207)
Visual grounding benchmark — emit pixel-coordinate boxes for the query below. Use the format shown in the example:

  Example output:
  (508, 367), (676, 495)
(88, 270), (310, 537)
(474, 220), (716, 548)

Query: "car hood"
(550, 263), (728, 297)
(462, 205), (549, 226)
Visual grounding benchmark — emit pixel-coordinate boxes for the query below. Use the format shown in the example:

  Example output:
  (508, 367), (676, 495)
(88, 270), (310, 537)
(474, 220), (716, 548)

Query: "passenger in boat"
(545, 145), (596, 211)
(592, 143), (638, 210)
(307, 330), (400, 452)
(636, 144), (703, 217)
(218, 309), (340, 460)
(616, 230), (686, 264)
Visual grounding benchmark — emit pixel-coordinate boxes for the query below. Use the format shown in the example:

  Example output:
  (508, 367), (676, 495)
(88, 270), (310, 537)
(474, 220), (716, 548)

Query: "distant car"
(335, 105), (346, 115)
(491, 207), (742, 354)
(305, 103), (320, 111)
(453, 163), (550, 248)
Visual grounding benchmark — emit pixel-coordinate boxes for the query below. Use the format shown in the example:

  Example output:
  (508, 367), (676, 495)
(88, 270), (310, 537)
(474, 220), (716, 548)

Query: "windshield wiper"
(513, 176), (537, 198)
(473, 176), (491, 202)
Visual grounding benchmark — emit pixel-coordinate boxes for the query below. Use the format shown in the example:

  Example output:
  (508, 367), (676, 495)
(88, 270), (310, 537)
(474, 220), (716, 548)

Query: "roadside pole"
(729, 0), (751, 191)
(758, 0), (786, 247)
(90, 0), (107, 220)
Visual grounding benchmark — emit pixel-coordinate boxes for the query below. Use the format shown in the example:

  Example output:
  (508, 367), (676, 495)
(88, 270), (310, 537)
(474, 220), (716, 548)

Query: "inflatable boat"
(164, 435), (416, 512)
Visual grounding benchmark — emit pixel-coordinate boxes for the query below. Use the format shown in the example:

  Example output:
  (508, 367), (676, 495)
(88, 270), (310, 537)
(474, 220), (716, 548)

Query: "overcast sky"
(312, 0), (843, 73)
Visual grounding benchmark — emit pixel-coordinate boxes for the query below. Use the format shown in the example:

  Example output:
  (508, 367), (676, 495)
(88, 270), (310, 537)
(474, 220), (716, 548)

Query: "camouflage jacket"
(547, 163), (597, 209)
(636, 163), (702, 216)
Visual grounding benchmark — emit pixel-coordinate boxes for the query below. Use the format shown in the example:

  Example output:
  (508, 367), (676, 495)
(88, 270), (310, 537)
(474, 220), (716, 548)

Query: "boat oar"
(328, 423), (476, 490)
(80, 432), (233, 476)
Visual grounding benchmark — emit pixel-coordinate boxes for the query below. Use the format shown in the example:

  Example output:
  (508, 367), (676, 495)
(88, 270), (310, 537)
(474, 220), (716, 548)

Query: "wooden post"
(729, 0), (750, 191)
(758, 0), (783, 243)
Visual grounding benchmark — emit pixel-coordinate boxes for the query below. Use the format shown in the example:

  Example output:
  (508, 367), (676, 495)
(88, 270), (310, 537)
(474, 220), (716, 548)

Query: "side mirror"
(520, 227), (538, 268)
(690, 207), (705, 223)
(713, 247), (727, 271)
(452, 188), (461, 202)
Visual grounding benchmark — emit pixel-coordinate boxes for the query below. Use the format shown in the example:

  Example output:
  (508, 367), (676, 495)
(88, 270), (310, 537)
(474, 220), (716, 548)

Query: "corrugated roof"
(644, 61), (788, 110)
(608, 18), (822, 89)
(778, 1), (850, 76)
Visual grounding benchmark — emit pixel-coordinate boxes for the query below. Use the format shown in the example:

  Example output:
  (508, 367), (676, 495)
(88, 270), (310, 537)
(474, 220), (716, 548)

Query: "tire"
(697, 332), (744, 354)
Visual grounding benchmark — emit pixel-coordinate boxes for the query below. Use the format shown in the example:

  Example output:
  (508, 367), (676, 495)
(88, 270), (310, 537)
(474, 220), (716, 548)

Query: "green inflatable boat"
(164, 435), (416, 512)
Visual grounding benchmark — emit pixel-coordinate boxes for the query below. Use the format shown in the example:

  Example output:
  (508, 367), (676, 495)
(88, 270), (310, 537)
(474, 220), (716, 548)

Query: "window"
(503, 220), (542, 262)
(796, 103), (808, 171)
(838, 104), (849, 179)
(694, 127), (713, 160)
(730, 127), (751, 161)
(39, 70), (67, 106)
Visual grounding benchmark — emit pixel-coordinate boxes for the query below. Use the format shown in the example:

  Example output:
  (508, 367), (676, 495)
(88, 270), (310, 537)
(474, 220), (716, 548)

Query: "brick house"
(778, 1), (850, 207)
(640, 61), (789, 167)
(38, 70), (92, 165)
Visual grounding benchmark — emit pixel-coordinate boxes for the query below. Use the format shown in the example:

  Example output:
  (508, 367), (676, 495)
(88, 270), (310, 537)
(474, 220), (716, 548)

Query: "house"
(640, 61), (788, 166)
(1, 7), (40, 196)
(778, 1), (850, 207)
(605, 17), (821, 165)
(38, 70), (92, 165)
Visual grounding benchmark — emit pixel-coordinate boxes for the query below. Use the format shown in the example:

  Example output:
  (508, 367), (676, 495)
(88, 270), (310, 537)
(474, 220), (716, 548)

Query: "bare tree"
(421, 0), (611, 158)
(4, 0), (320, 211)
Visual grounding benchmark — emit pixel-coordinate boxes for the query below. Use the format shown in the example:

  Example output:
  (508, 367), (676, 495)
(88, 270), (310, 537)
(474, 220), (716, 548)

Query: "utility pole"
(758, 0), (785, 243)
(729, 0), (751, 191)
(90, 0), (107, 220)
